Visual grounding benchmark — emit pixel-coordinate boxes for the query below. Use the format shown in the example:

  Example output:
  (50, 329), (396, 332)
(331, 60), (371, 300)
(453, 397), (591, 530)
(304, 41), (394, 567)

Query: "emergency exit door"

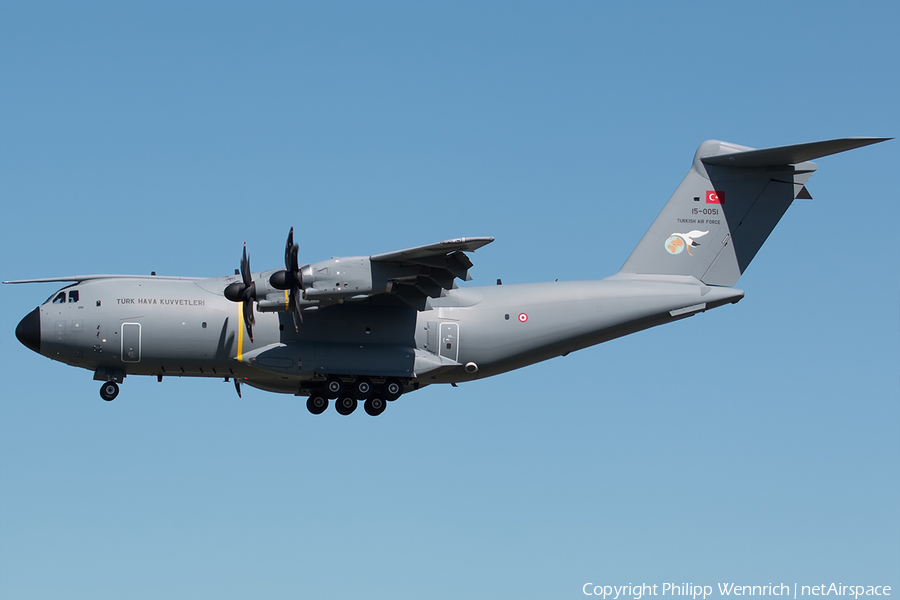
(439, 322), (459, 362)
(121, 323), (141, 362)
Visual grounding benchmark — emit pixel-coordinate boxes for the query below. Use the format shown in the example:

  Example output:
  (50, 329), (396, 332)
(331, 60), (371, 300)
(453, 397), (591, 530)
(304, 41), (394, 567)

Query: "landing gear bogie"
(314, 375), (409, 415)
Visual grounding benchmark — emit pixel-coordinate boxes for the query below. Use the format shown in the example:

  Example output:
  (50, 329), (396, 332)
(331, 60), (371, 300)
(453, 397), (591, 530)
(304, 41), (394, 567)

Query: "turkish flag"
(706, 190), (723, 204)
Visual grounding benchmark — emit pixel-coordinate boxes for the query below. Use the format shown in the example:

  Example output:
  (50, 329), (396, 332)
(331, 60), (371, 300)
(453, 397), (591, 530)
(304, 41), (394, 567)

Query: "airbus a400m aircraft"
(7, 137), (888, 416)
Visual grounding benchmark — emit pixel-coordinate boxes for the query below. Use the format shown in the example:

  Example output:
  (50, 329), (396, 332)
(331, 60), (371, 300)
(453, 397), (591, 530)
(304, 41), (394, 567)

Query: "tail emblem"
(665, 230), (709, 256)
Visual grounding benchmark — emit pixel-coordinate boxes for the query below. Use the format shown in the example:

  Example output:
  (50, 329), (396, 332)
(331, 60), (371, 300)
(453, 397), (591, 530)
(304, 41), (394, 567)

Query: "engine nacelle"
(223, 269), (281, 303)
(300, 257), (381, 299)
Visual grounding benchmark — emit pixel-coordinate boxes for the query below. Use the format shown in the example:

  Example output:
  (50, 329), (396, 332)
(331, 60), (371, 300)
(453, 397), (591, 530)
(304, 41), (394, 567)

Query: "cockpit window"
(68, 290), (79, 303)
(52, 292), (66, 304)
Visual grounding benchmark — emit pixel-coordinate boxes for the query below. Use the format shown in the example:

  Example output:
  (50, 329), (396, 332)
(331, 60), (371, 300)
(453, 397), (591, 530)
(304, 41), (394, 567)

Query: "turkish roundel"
(706, 190), (723, 204)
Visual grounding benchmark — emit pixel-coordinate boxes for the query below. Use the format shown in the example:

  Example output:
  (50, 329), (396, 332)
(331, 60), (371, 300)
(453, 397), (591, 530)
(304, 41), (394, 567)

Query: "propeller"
(224, 243), (257, 342)
(269, 227), (304, 331)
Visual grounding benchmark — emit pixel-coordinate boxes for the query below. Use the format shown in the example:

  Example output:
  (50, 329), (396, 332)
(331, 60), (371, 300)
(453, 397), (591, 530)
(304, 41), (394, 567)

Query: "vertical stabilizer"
(618, 137), (889, 286)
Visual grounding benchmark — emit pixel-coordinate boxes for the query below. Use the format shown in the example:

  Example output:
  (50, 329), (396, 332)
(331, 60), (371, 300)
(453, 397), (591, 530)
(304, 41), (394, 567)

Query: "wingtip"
(849, 136), (892, 144)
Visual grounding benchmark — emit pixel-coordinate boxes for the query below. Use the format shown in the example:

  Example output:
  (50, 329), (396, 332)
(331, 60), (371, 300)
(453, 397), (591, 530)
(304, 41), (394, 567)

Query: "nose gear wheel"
(100, 381), (119, 401)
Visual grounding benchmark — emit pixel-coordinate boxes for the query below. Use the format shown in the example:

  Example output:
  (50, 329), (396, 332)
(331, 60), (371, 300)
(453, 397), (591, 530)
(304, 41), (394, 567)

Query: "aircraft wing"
(257, 236), (496, 312)
(370, 237), (494, 263)
(3, 275), (197, 284)
(367, 237), (494, 309)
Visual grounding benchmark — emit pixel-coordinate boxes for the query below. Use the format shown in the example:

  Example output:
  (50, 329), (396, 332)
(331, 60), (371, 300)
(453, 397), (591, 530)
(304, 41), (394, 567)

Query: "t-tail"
(619, 137), (890, 286)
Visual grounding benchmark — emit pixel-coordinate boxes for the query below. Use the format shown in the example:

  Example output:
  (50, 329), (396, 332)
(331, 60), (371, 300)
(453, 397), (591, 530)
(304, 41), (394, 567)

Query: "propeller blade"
(270, 227), (305, 331)
(295, 289), (304, 324)
(241, 243), (252, 286)
(289, 244), (300, 284)
(284, 228), (301, 285)
(243, 298), (255, 342)
(270, 228), (302, 291)
(234, 378), (242, 398)
(226, 242), (255, 303)
(287, 228), (302, 328)
(289, 288), (303, 331)
(285, 227), (295, 271)
(225, 241), (258, 343)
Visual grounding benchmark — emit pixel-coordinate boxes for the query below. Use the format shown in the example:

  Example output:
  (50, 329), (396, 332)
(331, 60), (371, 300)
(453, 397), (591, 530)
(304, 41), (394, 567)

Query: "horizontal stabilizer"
(701, 137), (890, 168)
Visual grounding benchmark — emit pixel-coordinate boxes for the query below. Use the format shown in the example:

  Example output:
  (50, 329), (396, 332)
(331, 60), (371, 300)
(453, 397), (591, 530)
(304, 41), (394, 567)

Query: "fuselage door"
(439, 322), (459, 363)
(121, 323), (141, 362)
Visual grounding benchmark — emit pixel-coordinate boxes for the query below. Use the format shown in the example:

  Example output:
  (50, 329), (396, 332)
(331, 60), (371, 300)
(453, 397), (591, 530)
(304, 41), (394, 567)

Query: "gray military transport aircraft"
(7, 137), (889, 416)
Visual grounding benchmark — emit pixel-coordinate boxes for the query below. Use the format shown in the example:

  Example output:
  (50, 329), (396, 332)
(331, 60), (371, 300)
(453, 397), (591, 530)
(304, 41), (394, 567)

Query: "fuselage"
(16, 273), (743, 396)
(10, 136), (888, 411)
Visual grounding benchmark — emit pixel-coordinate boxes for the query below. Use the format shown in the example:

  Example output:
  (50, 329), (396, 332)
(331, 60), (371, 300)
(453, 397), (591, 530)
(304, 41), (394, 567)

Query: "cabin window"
(68, 290), (79, 303)
(52, 292), (66, 304)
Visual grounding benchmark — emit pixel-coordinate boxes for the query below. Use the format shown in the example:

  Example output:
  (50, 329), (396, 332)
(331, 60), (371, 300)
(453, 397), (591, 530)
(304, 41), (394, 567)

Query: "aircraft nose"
(15, 307), (41, 354)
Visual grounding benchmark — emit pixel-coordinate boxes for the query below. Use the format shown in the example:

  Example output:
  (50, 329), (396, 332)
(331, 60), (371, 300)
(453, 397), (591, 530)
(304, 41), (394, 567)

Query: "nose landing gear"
(99, 381), (119, 401)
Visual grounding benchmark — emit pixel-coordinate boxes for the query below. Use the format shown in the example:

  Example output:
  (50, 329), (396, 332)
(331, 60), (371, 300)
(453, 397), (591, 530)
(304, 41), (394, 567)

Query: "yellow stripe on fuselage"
(237, 301), (244, 362)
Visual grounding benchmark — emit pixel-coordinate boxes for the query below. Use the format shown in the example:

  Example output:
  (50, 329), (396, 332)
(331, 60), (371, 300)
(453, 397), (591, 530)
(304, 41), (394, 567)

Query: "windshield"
(43, 285), (77, 305)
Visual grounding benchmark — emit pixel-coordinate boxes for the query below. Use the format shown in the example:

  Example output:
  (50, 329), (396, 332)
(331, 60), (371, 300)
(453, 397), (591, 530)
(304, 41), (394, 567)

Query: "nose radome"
(15, 307), (41, 354)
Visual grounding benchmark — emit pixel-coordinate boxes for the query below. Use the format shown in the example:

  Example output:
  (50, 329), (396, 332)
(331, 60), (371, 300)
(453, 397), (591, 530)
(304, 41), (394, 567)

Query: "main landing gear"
(335, 396), (358, 416)
(99, 381), (119, 401)
(307, 393), (328, 415)
(331, 396), (386, 416)
(307, 377), (404, 416)
(364, 397), (386, 416)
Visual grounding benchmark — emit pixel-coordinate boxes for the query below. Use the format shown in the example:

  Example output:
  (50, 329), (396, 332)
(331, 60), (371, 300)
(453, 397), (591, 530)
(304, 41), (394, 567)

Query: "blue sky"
(1, 2), (897, 599)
